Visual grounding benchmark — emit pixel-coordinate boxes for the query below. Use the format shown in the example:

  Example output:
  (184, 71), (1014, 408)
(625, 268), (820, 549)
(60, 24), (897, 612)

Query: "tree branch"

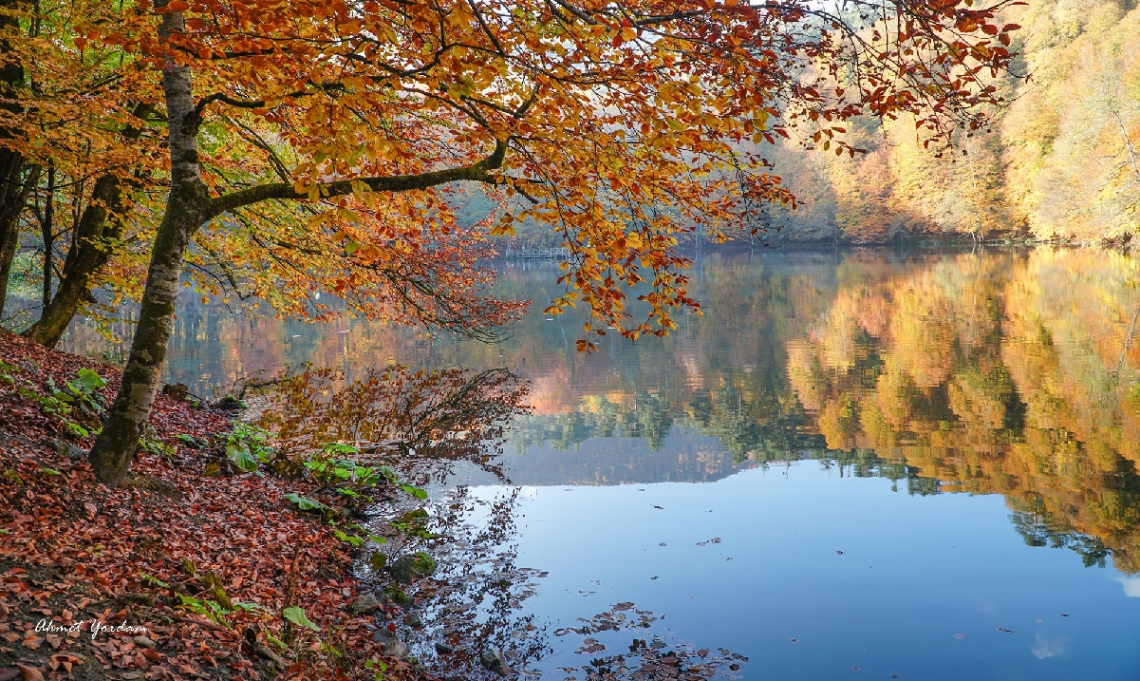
(204, 139), (507, 221)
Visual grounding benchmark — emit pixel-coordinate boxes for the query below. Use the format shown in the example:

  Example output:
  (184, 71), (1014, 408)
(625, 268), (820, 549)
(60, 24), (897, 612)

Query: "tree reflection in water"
(253, 364), (750, 679)
(257, 364), (531, 482)
(393, 487), (750, 681)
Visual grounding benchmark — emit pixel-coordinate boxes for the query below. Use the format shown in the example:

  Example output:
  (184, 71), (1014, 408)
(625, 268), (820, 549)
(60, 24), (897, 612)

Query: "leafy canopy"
(73, 0), (1019, 344)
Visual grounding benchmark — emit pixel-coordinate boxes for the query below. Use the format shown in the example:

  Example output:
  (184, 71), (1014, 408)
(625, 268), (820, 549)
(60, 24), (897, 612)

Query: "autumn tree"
(51, 0), (1024, 486)
(0, 0), (166, 343)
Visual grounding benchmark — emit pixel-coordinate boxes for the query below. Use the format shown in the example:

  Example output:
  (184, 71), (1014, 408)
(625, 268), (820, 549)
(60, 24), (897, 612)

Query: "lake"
(62, 246), (1140, 679)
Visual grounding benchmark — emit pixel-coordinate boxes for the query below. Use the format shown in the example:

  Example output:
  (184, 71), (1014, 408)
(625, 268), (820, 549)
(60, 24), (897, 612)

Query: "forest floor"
(0, 330), (429, 681)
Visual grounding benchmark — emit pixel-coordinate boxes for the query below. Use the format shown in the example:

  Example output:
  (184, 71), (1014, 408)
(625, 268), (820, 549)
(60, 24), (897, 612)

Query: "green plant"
(0, 360), (19, 384)
(13, 368), (108, 439)
(364, 659), (388, 681)
(222, 423), (275, 474)
(139, 571), (170, 589)
(330, 520), (387, 548)
(141, 436), (177, 457)
(177, 592), (233, 627)
(282, 605), (319, 632)
(174, 433), (206, 448)
(300, 442), (427, 502)
(389, 508), (435, 540)
(285, 492), (329, 513)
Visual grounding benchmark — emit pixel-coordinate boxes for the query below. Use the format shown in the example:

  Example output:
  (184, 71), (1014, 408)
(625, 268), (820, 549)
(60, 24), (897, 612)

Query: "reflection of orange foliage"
(890, 279), (954, 388)
(526, 369), (579, 416)
(818, 394), (858, 450)
(787, 249), (1140, 573)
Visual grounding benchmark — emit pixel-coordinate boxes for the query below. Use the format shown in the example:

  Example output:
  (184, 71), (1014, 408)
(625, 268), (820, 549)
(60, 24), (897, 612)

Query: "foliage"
(23, 0), (1020, 484)
(223, 423), (274, 474)
(282, 605), (320, 632)
(763, 0), (1140, 244)
(7, 366), (107, 439)
(0, 329), (435, 681)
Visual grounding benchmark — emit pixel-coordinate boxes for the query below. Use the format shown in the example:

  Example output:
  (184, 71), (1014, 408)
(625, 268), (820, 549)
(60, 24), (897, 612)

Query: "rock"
(212, 394), (244, 411)
(373, 628), (396, 644)
(351, 592), (380, 615)
(51, 440), (86, 461)
(480, 648), (507, 675)
(380, 587), (412, 607)
(434, 641), (455, 655)
(132, 635), (156, 649)
(390, 552), (436, 584)
(161, 382), (190, 401)
(403, 610), (424, 628)
(373, 629), (409, 659)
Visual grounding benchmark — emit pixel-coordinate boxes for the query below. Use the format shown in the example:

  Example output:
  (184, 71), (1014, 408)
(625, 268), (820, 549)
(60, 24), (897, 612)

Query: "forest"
(766, 0), (1140, 243)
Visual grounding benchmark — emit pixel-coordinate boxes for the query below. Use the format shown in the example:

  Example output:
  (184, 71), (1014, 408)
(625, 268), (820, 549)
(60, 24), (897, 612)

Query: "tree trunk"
(40, 164), (53, 309)
(22, 173), (126, 346)
(0, 163), (21, 319)
(23, 102), (151, 346)
(0, 0), (28, 321)
(88, 9), (207, 486)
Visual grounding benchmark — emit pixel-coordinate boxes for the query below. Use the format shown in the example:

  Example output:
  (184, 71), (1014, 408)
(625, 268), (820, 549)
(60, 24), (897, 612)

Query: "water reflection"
(61, 247), (1140, 579)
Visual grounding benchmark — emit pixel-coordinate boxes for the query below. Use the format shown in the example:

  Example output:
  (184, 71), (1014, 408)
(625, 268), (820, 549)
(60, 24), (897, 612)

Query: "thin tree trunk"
(41, 164), (53, 310)
(1112, 109), (1140, 184)
(88, 8), (208, 486)
(23, 174), (126, 345)
(0, 160), (36, 321)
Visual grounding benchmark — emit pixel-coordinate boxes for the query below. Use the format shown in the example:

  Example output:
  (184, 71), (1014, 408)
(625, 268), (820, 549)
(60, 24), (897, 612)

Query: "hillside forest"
(764, 0), (1140, 244)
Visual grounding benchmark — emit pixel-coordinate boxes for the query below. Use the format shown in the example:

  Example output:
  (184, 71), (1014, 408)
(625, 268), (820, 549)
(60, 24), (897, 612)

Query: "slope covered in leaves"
(0, 330), (427, 681)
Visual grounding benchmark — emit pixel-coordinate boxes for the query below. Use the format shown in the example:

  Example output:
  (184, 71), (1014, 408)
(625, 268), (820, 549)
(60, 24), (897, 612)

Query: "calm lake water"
(63, 247), (1140, 679)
